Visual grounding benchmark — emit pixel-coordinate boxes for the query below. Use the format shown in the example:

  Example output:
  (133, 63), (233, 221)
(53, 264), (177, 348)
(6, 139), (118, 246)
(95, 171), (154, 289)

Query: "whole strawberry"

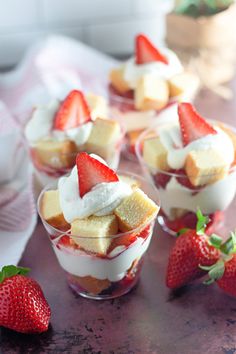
(0, 265), (51, 334)
(166, 210), (221, 289)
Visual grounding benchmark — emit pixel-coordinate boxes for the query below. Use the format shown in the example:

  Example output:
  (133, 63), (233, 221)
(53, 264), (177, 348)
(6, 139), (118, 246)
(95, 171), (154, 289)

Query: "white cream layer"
(53, 230), (152, 282)
(159, 124), (234, 169)
(25, 99), (92, 146)
(159, 171), (236, 218)
(58, 165), (132, 223)
(123, 48), (183, 89)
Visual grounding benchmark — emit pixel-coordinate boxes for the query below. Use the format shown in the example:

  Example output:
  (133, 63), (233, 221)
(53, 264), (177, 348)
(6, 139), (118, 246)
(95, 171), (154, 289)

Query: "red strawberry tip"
(0, 265), (30, 284)
(76, 152), (119, 197)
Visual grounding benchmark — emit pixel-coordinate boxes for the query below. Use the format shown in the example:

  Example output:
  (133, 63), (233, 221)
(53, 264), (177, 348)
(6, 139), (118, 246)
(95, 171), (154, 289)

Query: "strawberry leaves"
(0, 265), (30, 284)
(196, 208), (209, 235)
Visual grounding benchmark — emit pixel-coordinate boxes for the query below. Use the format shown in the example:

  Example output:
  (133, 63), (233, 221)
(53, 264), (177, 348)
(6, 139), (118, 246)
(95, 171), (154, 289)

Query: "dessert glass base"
(66, 259), (143, 300)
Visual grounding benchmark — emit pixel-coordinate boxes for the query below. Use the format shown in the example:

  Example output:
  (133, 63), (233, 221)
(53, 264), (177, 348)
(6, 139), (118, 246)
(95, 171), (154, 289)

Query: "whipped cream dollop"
(58, 162), (132, 223)
(159, 124), (235, 170)
(123, 48), (183, 89)
(25, 99), (92, 146)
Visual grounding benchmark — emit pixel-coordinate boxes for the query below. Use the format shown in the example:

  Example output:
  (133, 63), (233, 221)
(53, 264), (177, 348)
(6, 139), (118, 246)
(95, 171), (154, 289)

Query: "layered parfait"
(109, 33), (199, 156)
(38, 152), (160, 299)
(137, 102), (236, 234)
(25, 90), (123, 187)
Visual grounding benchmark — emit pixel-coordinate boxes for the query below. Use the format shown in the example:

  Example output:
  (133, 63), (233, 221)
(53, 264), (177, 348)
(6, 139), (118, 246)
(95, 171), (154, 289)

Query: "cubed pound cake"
(185, 149), (230, 187)
(34, 140), (77, 169)
(86, 93), (108, 120)
(109, 66), (130, 94)
(41, 190), (70, 230)
(143, 136), (169, 171)
(135, 74), (169, 111)
(71, 215), (118, 255)
(114, 188), (159, 232)
(85, 118), (120, 160)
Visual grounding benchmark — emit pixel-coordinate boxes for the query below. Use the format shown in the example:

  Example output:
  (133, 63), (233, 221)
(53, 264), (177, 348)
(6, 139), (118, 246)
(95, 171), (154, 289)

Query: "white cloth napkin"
(0, 35), (119, 268)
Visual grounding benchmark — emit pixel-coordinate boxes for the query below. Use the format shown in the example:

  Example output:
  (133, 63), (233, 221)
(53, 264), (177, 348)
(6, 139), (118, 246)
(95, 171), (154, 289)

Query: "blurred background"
(0, 0), (173, 68)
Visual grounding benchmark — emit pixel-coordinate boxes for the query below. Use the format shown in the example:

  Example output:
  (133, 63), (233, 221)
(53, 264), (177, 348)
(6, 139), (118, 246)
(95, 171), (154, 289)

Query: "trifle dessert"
(25, 90), (123, 187)
(109, 33), (199, 156)
(38, 152), (160, 299)
(136, 102), (236, 235)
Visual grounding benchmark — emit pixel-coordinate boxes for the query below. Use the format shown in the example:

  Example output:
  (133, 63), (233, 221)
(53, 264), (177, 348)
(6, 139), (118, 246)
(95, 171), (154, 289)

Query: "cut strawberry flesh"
(53, 90), (91, 131)
(154, 172), (172, 189)
(76, 152), (119, 197)
(135, 34), (168, 65)
(178, 102), (217, 146)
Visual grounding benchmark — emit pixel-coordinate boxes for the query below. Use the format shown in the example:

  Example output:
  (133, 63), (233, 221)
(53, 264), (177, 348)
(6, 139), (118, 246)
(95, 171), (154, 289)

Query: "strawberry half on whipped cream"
(108, 33), (199, 157)
(139, 102), (236, 234)
(25, 90), (122, 187)
(38, 152), (160, 299)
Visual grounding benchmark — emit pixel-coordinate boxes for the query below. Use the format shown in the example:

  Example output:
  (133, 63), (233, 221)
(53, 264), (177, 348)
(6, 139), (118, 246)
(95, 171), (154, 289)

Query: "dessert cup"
(38, 171), (160, 300)
(25, 90), (124, 191)
(136, 120), (236, 236)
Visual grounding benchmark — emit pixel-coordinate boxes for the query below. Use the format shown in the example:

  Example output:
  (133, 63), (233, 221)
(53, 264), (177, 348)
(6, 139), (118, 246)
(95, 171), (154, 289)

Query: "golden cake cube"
(85, 118), (120, 160)
(134, 74), (169, 111)
(34, 140), (77, 169)
(41, 190), (69, 230)
(71, 215), (118, 255)
(143, 136), (169, 171)
(114, 188), (159, 232)
(73, 275), (111, 295)
(86, 93), (108, 120)
(168, 72), (199, 98)
(109, 66), (130, 94)
(185, 149), (230, 187)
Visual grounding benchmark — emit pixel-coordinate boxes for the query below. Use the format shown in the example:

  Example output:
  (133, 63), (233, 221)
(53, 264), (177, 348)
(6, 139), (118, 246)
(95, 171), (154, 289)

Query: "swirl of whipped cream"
(25, 99), (92, 146)
(58, 164), (132, 223)
(123, 48), (183, 89)
(159, 124), (234, 170)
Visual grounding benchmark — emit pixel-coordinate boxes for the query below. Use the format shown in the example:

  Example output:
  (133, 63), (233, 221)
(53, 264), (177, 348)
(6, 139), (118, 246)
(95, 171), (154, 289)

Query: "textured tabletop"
(1, 85), (236, 354)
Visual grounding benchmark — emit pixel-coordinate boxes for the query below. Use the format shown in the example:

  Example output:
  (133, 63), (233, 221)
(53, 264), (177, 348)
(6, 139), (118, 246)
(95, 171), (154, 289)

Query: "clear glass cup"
(136, 120), (236, 236)
(37, 171), (160, 300)
(108, 83), (198, 161)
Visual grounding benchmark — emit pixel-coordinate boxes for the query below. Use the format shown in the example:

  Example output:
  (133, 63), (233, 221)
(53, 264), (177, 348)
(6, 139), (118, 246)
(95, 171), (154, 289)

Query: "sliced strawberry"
(108, 234), (137, 254)
(154, 172), (172, 189)
(53, 90), (91, 131)
(137, 223), (152, 239)
(175, 169), (200, 190)
(178, 103), (217, 146)
(76, 152), (119, 197)
(57, 235), (72, 248)
(135, 34), (168, 65)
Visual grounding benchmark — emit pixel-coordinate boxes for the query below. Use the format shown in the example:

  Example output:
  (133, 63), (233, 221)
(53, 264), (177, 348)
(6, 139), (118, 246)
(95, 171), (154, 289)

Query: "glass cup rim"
(135, 118), (236, 178)
(37, 170), (160, 240)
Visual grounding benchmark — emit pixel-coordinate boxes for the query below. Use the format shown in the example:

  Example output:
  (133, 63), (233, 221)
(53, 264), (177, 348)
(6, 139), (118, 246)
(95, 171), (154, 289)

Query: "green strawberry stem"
(196, 208), (209, 235)
(220, 232), (236, 255)
(208, 234), (223, 249)
(0, 265), (30, 284)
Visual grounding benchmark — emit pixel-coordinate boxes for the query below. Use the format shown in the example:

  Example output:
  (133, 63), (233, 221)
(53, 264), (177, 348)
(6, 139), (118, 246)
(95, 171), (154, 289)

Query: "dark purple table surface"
(1, 84), (236, 354)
